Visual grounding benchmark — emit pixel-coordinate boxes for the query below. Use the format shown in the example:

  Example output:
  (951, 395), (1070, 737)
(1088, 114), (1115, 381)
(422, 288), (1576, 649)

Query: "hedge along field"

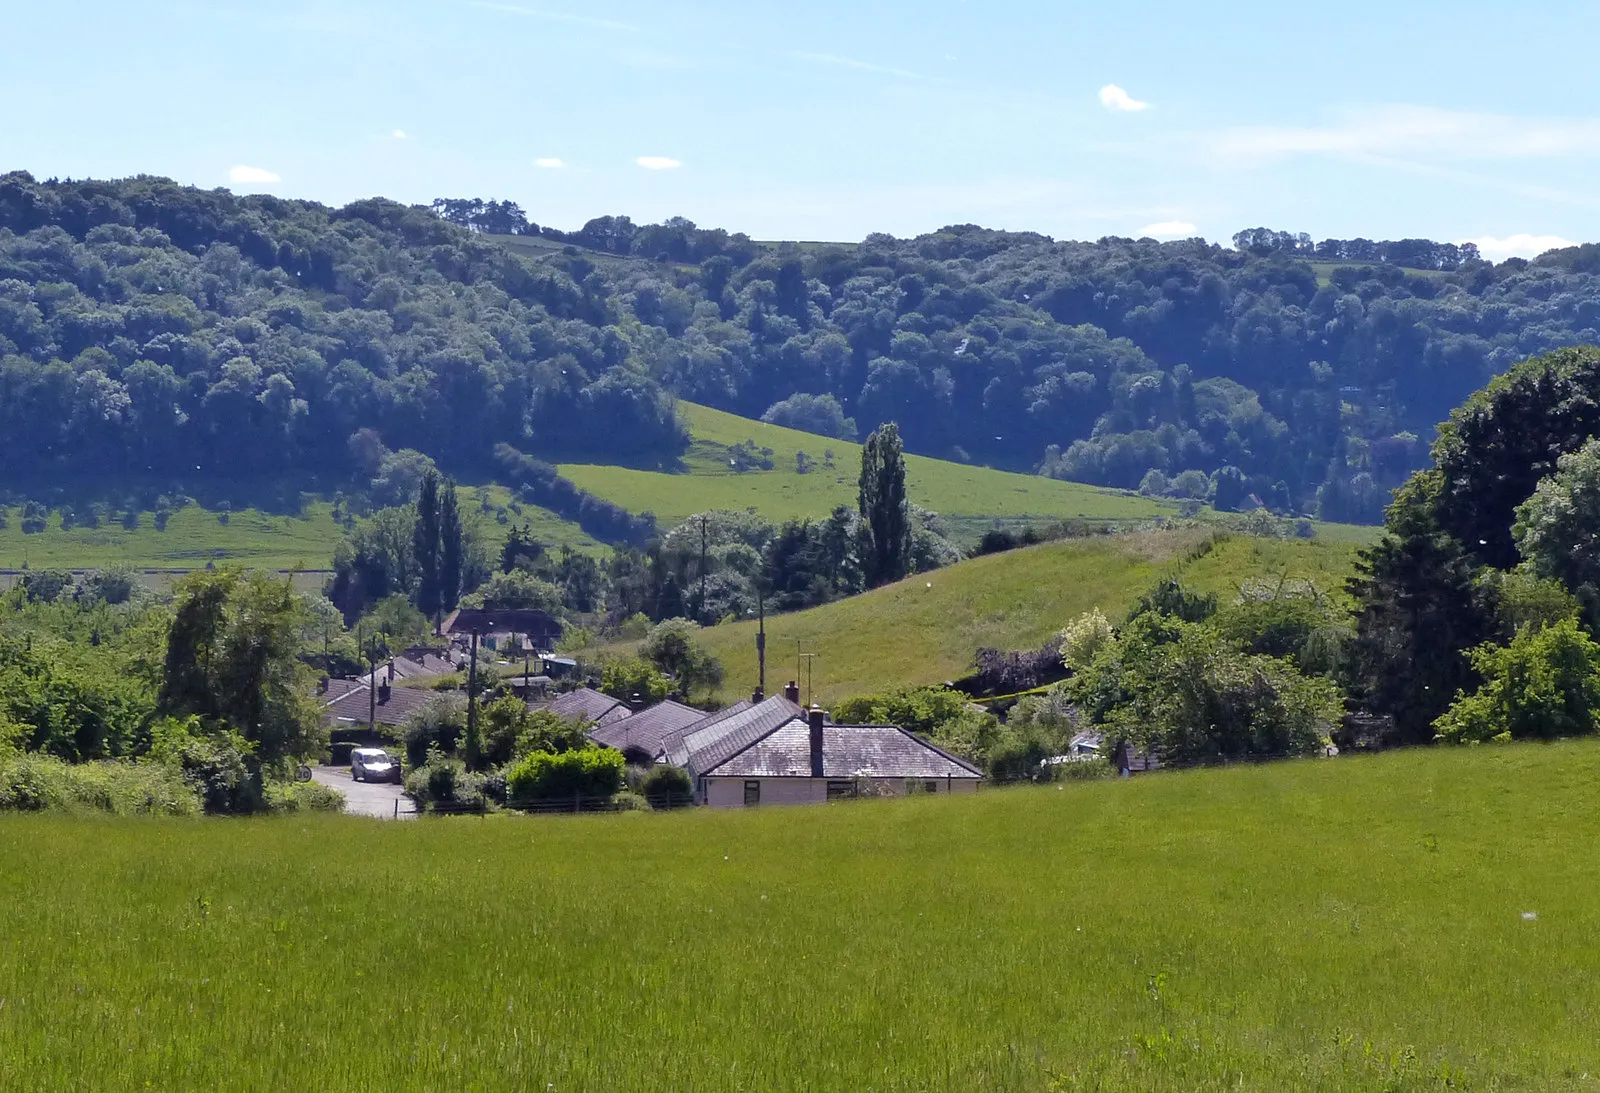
(3, 741), (1598, 1091)
(600, 530), (1363, 705)
(559, 401), (1176, 530)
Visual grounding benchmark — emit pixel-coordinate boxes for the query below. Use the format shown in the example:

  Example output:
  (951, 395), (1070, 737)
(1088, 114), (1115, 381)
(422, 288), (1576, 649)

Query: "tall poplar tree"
(413, 470), (442, 622)
(440, 479), (464, 613)
(858, 422), (911, 588)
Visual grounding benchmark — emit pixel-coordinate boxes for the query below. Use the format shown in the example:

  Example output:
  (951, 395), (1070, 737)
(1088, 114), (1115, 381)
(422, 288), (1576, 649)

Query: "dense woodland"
(3, 173), (1599, 525)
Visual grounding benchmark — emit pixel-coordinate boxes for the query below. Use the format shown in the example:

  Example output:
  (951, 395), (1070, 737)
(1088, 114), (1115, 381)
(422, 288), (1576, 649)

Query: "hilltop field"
(4, 739), (1596, 1090)
(599, 529), (1363, 705)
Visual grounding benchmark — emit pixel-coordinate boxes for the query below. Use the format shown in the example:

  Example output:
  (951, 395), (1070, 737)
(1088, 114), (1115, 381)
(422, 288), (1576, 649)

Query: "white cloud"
(391, 129), (408, 139)
(635, 156), (681, 170)
(1138, 220), (1197, 239)
(1099, 84), (1149, 113)
(535, 157), (567, 169)
(1458, 233), (1577, 261)
(1211, 104), (1600, 164)
(228, 165), (280, 184)
(469, 1), (639, 33)
(791, 51), (930, 81)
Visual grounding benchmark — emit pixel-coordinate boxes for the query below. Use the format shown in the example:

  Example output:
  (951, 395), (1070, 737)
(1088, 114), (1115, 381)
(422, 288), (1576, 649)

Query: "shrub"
(402, 693), (467, 766)
(147, 718), (262, 814)
(1434, 618), (1600, 744)
(404, 749), (488, 812)
(506, 746), (625, 805)
(0, 752), (200, 816)
(638, 763), (693, 807)
(265, 779), (346, 813)
(599, 657), (670, 705)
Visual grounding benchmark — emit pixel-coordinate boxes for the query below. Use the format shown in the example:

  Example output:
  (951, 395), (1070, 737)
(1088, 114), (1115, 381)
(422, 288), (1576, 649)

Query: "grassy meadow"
(560, 401), (1175, 534)
(601, 529), (1363, 704)
(3, 740), (1598, 1090)
(0, 492), (602, 574)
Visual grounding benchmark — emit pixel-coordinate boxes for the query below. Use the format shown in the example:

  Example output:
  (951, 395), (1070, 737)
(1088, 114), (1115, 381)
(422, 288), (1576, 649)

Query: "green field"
(606, 530), (1361, 704)
(0, 492), (603, 573)
(4, 740), (1597, 1090)
(562, 401), (1174, 534)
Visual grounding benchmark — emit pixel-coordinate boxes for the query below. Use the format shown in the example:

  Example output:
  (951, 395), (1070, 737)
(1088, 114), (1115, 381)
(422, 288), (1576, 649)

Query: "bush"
(638, 763), (693, 807)
(507, 746), (625, 805)
(147, 718), (262, 814)
(600, 657), (670, 705)
(402, 693), (467, 766)
(404, 749), (488, 812)
(1434, 618), (1600, 744)
(265, 779), (346, 813)
(0, 752), (200, 816)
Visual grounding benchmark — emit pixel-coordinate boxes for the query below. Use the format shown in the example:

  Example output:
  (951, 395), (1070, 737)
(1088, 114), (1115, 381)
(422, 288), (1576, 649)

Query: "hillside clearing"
(600, 530), (1362, 704)
(561, 401), (1175, 532)
(3, 740), (1596, 1090)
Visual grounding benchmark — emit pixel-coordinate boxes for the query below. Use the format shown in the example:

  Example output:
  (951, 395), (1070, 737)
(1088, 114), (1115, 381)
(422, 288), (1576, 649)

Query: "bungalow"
(657, 689), (981, 807)
(589, 699), (705, 764)
(321, 679), (436, 731)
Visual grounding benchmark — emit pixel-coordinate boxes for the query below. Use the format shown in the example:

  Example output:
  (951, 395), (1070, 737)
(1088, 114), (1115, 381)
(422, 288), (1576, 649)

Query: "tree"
(642, 618), (725, 699)
(600, 658), (671, 705)
(413, 470), (442, 621)
(1513, 437), (1600, 596)
(858, 422), (911, 588)
(440, 478), (463, 612)
(157, 572), (323, 765)
(1434, 619), (1600, 744)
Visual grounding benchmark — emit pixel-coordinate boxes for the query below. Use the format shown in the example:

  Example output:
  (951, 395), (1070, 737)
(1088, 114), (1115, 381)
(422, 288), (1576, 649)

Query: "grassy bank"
(560, 402), (1175, 532)
(2, 740), (1595, 1090)
(603, 530), (1362, 704)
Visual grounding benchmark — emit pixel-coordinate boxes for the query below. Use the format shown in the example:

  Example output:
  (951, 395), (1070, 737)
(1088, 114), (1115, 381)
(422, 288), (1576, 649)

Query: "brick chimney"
(377, 681), (392, 704)
(808, 706), (825, 778)
(784, 680), (801, 704)
(386, 660), (395, 683)
(751, 687), (764, 703)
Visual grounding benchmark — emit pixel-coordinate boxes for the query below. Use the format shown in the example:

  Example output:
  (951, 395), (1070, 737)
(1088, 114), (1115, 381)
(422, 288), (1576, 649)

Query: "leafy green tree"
(440, 478), (463, 612)
(642, 618), (724, 699)
(1434, 619), (1600, 744)
(413, 470), (442, 621)
(1344, 474), (1497, 745)
(157, 572), (323, 765)
(463, 570), (564, 612)
(858, 422), (911, 588)
(600, 658), (670, 705)
(1514, 437), (1600, 596)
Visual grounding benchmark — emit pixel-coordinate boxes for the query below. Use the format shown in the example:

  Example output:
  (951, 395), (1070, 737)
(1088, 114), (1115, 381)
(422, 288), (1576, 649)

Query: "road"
(312, 765), (415, 819)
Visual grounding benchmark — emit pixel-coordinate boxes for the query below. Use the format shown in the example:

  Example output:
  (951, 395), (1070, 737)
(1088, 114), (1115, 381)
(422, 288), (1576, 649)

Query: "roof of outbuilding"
(539, 686), (631, 726)
(704, 722), (983, 780)
(322, 683), (438, 728)
(589, 699), (706, 759)
(661, 696), (806, 776)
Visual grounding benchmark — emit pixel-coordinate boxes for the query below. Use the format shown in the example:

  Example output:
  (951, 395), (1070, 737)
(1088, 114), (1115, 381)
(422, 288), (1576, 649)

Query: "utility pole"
(797, 644), (819, 709)
(697, 514), (709, 623)
(755, 587), (766, 699)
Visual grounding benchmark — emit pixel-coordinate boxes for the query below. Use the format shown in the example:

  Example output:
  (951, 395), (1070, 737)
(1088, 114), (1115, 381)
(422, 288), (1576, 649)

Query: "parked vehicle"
(351, 748), (401, 784)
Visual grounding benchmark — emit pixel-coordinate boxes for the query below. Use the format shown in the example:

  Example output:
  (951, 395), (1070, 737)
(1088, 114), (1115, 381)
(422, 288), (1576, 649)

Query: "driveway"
(312, 765), (416, 820)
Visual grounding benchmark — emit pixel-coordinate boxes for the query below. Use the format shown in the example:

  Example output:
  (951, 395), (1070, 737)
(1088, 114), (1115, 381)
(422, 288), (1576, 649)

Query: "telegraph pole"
(755, 587), (766, 699)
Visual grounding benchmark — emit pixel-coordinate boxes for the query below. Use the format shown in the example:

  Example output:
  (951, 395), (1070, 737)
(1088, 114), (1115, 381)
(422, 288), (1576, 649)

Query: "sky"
(3, 0), (1599, 257)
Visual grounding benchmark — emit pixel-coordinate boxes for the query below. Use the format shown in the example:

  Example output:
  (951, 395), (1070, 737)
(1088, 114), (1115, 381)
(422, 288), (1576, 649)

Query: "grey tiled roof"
(322, 683), (438, 728)
(661, 696), (804, 773)
(705, 723), (982, 780)
(589, 699), (706, 759)
(540, 687), (630, 726)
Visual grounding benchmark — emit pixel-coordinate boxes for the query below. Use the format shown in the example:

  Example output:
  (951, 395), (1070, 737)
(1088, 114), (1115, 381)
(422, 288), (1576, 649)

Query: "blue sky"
(4, 0), (1598, 256)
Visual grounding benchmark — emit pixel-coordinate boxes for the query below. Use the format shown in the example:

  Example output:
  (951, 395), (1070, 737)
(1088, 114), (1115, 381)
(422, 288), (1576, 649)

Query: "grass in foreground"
(2, 740), (1597, 1090)
(604, 530), (1362, 704)
(560, 401), (1176, 531)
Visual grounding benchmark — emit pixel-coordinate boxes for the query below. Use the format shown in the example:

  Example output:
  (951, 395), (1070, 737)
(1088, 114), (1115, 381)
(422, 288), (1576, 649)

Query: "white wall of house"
(704, 775), (978, 808)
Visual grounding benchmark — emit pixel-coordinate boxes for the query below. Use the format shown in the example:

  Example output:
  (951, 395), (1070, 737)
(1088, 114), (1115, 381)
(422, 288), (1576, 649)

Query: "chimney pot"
(752, 688), (764, 703)
(808, 705), (825, 778)
(783, 680), (801, 703)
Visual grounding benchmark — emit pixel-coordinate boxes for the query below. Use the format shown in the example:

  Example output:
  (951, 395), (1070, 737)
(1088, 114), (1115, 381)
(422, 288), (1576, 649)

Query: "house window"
(923, 780), (940, 794)
(826, 780), (857, 800)
(743, 780), (761, 806)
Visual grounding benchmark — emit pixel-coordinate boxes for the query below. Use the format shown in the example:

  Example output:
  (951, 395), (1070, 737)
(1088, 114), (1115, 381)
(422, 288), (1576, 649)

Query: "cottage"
(321, 679), (436, 730)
